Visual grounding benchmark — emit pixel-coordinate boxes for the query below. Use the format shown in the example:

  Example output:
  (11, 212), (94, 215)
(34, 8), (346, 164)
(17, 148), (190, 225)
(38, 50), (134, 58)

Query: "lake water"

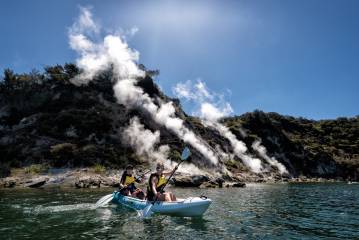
(0, 183), (358, 239)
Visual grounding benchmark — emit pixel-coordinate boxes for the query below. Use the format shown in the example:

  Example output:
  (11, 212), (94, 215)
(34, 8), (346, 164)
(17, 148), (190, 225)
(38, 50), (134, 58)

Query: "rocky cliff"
(0, 64), (358, 181)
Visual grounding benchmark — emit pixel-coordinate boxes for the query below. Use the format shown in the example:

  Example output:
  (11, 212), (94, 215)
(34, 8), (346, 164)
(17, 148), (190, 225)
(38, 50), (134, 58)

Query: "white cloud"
(70, 6), (100, 35)
(195, 80), (213, 100)
(173, 79), (233, 121)
(128, 26), (139, 37)
(172, 80), (196, 100)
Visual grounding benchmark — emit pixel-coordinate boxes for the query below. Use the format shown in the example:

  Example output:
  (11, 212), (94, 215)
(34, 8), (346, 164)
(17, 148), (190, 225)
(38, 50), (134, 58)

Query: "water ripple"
(0, 184), (359, 239)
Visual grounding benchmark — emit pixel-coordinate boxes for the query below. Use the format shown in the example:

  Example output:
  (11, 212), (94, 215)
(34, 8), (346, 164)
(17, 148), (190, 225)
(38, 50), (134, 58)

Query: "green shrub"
(24, 164), (48, 175)
(93, 164), (106, 174)
(168, 149), (181, 160)
(50, 143), (77, 153)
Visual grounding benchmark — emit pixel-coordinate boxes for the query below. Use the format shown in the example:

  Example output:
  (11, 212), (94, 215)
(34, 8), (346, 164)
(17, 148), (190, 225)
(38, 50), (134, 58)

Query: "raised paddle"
(95, 170), (151, 208)
(139, 147), (191, 218)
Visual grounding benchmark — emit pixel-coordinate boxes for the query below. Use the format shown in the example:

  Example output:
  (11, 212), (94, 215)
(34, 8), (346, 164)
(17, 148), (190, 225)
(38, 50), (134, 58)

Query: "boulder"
(215, 178), (225, 188)
(24, 177), (48, 188)
(232, 182), (246, 188)
(199, 181), (218, 188)
(172, 175), (209, 187)
(75, 176), (101, 188)
(99, 176), (120, 187)
(2, 178), (17, 188)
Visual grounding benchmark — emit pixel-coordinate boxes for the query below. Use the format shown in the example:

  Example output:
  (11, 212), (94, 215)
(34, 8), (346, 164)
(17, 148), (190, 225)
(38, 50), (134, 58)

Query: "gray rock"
(215, 178), (225, 188)
(75, 176), (101, 188)
(199, 181), (218, 188)
(232, 182), (246, 188)
(172, 175), (210, 187)
(3, 178), (17, 188)
(97, 176), (119, 187)
(24, 178), (48, 188)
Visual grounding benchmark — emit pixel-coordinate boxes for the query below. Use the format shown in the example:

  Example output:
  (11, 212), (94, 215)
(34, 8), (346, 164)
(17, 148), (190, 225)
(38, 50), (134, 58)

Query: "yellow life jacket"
(157, 175), (167, 188)
(124, 175), (135, 185)
(147, 174), (167, 194)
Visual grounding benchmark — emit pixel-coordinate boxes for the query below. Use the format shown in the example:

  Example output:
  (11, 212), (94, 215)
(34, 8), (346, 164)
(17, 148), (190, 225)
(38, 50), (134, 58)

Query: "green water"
(1, 183), (358, 240)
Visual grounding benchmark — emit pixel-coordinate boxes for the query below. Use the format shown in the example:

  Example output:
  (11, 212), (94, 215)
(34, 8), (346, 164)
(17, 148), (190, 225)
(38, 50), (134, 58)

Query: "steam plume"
(252, 140), (288, 174)
(69, 7), (219, 166)
(173, 79), (288, 174)
(122, 117), (169, 162)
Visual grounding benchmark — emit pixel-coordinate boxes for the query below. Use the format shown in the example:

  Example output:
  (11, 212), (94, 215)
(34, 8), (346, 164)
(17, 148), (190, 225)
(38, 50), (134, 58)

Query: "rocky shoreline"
(0, 168), (245, 189)
(0, 168), (350, 190)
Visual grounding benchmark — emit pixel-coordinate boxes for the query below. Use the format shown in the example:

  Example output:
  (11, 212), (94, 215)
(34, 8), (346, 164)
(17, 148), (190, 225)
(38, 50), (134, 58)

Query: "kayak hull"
(112, 191), (211, 217)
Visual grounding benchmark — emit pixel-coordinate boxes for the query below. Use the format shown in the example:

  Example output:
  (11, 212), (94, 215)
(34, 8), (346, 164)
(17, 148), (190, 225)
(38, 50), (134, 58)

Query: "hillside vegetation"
(0, 64), (358, 180)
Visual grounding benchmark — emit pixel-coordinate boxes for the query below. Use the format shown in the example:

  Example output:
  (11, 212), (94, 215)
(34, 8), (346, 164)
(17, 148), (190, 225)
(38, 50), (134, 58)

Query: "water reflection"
(96, 208), (112, 221)
(170, 216), (209, 232)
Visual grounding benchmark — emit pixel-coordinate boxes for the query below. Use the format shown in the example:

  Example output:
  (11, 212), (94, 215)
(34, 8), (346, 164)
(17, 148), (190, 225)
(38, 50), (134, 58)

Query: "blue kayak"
(112, 191), (212, 217)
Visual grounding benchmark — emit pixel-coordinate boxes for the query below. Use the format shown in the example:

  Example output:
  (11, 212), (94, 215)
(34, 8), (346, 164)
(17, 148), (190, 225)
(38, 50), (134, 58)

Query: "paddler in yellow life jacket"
(119, 165), (145, 199)
(147, 163), (177, 202)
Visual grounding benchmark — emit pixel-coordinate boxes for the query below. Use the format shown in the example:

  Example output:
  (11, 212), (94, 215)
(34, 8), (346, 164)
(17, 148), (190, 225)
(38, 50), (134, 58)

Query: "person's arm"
(119, 172), (127, 188)
(151, 176), (159, 196)
(135, 171), (146, 183)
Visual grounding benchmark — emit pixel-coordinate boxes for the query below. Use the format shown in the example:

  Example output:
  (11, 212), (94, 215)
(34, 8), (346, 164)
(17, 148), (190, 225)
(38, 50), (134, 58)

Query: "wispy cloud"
(69, 6), (100, 35)
(173, 79), (233, 121)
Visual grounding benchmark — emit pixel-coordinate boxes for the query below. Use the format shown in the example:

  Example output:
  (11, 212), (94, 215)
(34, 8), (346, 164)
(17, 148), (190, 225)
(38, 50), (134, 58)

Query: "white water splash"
(23, 203), (97, 215)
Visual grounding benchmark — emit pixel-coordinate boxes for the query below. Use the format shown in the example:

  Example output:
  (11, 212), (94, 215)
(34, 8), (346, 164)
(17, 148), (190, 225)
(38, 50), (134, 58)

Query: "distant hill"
(0, 64), (358, 181)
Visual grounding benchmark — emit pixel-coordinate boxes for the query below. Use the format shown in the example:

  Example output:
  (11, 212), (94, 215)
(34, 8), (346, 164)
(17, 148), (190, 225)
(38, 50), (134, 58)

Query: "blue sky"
(1, 0), (358, 120)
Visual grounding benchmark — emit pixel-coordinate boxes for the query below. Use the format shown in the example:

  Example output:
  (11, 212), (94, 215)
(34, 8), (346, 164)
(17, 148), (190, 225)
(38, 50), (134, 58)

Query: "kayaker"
(147, 163), (177, 202)
(119, 165), (145, 199)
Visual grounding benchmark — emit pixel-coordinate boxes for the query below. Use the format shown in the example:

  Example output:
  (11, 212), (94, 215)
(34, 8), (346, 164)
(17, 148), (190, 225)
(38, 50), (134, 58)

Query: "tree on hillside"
(2, 68), (17, 90)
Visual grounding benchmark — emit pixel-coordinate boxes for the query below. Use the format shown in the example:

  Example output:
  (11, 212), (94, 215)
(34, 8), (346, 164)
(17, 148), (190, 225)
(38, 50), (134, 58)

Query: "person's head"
(125, 165), (134, 175)
(156, 163), (164, 174)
